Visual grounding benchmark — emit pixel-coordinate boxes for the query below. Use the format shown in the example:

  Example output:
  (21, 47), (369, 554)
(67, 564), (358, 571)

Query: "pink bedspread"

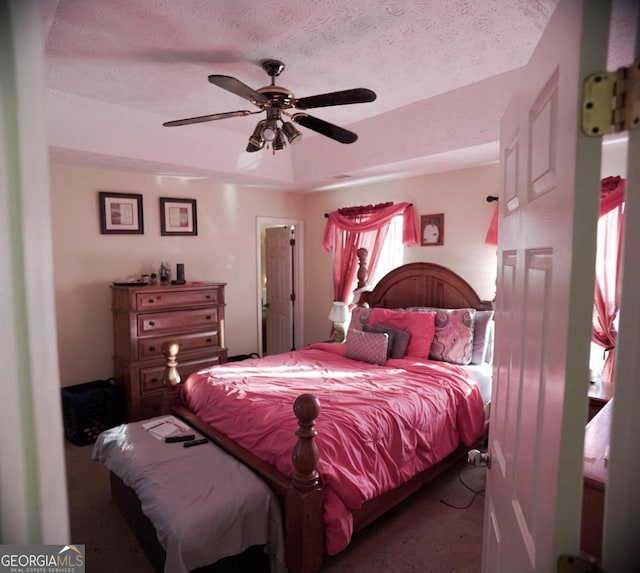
(182, 342), (485, 555)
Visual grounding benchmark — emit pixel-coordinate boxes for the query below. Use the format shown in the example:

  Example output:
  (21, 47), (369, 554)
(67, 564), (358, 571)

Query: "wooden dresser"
(111, 282), (227, 421)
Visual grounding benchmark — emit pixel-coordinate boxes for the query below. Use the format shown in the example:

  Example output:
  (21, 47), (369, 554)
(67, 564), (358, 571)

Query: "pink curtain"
(593, 176), (625, 383)
(323, 202), (419, 303)
(485, 204), (499, 246)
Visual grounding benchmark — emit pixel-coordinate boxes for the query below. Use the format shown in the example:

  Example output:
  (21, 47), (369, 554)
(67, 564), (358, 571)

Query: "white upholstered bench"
(93, 416), (285, 573)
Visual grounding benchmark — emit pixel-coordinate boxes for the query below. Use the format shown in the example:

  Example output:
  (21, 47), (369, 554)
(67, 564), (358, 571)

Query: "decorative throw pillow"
(363, 324), (412, 359)
(429, 308), (476, 365)
(344, 330), (389, 365)
(368, 308), (436, 359)
(471, 310), (494, 364)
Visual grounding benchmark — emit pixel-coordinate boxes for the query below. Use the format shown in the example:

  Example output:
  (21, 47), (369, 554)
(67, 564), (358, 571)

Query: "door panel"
(483, 1), (611, 570)
(265, 226), (293, 355)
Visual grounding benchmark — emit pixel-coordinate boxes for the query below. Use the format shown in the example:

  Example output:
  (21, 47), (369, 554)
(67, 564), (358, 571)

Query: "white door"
(603, 13), (640, 570)
(483, 1), (611, 570)
(265, 226), (294, 355)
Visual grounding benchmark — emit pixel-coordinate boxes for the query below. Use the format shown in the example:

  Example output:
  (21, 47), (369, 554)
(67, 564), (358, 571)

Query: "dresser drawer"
(138, 353), (225, 396)
(136, 288), (221, 311)
(138, 331), (220, 360)
(140, 395), (164, 420)
(138, 307), (219, 336)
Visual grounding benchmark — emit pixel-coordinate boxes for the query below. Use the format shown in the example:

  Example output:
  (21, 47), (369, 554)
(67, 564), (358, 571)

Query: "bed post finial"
(292, 393), (321, 491)
(356, 248), (368, 290)
(162, 341), (182, 411)
(287, 393), (324, 573)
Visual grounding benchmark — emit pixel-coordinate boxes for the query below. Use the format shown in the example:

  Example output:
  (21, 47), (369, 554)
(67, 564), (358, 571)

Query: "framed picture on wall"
(420, 213), (444, 246)
(160, 197), (198, 236)
(99, 191), (144, 234)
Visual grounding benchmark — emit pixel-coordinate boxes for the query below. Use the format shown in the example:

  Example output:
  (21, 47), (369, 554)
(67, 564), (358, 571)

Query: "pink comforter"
(182, 342), (485, 555)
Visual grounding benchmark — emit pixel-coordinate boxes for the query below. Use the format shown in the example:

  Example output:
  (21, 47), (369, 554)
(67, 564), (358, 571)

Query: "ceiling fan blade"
(292, 114), (358, 144)
(294, 88), (376, 110)
(208, 75), (269, 105)
(163, 110), (254, 127)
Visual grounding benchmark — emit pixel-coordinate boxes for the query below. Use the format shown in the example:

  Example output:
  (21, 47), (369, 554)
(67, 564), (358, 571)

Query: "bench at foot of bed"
(93, 416), (286, 573)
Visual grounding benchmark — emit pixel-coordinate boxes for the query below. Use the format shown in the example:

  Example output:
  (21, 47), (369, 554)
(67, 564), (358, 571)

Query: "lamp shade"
(328, 301), (349, 323)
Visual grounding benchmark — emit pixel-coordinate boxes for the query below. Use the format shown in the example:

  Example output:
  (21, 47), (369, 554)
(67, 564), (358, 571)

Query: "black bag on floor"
(61, 378), (125, 446)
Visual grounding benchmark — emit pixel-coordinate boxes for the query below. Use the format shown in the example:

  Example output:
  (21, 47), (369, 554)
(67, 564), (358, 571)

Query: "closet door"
(265, 226), (294, 355)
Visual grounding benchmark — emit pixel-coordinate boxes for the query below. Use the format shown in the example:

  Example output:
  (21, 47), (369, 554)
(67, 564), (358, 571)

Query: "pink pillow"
(369, 308), (436, 359)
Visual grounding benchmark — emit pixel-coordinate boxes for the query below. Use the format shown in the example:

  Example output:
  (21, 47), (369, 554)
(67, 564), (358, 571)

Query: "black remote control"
(165, 434), (196, 443)
(183, 438), (208, 448)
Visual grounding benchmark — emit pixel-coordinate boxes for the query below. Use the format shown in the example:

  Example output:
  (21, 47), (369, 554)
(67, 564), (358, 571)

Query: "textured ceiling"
(40, 0), (634, 191)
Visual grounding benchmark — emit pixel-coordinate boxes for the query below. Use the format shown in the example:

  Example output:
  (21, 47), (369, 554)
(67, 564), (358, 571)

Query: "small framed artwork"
(160, 197), (198, 236)
(99, 191), (144, 234)
(420, 213), (444, 246)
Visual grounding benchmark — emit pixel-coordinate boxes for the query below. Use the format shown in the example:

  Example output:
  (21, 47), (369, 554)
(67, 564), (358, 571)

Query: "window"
(368, 215), (404, 286)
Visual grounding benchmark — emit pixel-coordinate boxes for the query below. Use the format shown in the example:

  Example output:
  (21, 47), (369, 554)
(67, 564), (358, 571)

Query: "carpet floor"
(65, 440), (485, 573)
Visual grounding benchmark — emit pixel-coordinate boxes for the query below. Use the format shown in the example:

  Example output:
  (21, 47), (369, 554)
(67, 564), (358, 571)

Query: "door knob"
(468, 448), (491, 468)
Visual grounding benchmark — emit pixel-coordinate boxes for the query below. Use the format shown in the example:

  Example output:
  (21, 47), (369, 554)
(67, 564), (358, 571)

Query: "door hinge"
(290, 293), (296, 302)
(558, 554), (605, 573)
(582, 59), (640, 136)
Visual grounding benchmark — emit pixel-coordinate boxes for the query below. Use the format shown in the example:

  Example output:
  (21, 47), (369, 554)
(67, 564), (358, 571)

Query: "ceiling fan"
(163, 59), (377, 153)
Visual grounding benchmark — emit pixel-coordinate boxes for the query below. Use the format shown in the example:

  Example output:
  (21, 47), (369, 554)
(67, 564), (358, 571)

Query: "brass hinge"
(558, 554), (605, 573)
(582, 59), (640, 136)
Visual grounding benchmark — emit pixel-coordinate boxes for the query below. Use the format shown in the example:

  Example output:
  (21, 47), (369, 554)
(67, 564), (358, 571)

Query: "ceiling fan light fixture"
(282, 121), (302, 144)
(272, 128), (286, 151)
(248, 120), (266, 149)
(262, 119), (278, 141)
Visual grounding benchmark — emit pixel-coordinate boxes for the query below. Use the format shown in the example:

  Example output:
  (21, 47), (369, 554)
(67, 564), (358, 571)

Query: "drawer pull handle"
(148, 299), (154, 303)
(149, 321), (155, 327)
(205, 295), (211, 299)
(206, 315), (212, 320)
(206, 338), (212, 343)
(149, 346), (156, 352)
(150, 378), (159, 384)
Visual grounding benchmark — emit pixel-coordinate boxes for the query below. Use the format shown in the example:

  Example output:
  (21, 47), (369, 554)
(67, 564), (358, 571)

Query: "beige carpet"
(65, 440), (485, 573)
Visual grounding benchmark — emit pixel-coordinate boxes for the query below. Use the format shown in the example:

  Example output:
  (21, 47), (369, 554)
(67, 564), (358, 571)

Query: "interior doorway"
(256, 217), (304, 356)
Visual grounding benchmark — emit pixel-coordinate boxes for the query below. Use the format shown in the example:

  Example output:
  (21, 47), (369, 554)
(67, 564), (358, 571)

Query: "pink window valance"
(322, 202), (419, 251)
(323, 202), (419, 304)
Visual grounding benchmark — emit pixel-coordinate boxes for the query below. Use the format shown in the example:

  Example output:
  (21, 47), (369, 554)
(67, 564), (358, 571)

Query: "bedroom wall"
(50, 160), (500, 385)
(50, 162), (304, 387)
(303, 163), (499, 345)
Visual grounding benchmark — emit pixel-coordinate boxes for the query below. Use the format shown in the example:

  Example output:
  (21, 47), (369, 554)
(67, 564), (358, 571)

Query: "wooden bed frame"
(113, 255), (492, 573)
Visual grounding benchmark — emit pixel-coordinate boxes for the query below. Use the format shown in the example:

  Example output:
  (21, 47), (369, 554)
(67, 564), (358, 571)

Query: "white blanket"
(93, 416), (286, 573)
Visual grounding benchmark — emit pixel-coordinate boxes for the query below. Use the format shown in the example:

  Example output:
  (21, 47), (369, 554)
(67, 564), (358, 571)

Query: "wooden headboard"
(360, 262), (493, 311)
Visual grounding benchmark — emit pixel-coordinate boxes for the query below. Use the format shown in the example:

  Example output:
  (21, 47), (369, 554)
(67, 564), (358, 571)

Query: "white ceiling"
(40, 0), (634, 191)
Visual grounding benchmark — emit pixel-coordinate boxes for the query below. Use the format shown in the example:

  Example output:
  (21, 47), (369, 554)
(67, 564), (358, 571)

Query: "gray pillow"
(471, 310), (494, 364)
(364, 324), (411, 359)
